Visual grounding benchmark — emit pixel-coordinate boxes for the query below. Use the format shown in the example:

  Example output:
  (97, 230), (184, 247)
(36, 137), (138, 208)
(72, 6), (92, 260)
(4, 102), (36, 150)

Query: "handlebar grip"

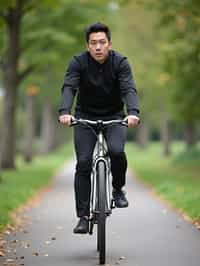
(58, 117), (76, 126)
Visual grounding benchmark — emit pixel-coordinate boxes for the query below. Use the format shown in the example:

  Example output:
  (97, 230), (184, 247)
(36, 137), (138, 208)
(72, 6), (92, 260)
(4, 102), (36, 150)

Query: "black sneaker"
(112, 189), (129, 208)
(73, 217), (89, 234)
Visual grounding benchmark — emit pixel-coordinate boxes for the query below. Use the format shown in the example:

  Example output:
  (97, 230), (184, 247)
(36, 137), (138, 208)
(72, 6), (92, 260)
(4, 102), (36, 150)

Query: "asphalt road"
(1, 161), (200, 266)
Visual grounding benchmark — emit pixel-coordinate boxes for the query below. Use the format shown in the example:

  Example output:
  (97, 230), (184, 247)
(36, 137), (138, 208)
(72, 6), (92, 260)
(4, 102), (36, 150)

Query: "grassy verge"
(126, 142), (200, 222)
(0, 144), (73, 231)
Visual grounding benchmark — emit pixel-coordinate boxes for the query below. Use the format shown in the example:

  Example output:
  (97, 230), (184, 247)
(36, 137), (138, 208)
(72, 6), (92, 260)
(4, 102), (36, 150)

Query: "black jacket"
(58, 50), (139, 118)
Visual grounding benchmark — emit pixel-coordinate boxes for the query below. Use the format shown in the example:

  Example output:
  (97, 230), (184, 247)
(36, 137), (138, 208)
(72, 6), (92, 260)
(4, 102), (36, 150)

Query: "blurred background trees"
(0, 0), (199, 170)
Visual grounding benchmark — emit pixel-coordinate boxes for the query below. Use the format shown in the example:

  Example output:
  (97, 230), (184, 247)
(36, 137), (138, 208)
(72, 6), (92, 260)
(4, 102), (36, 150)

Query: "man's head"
(85, 22), (112, 64)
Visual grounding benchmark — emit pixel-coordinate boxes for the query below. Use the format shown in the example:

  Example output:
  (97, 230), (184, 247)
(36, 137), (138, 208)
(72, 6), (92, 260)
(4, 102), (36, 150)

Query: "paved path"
(1, 161), (200, 266)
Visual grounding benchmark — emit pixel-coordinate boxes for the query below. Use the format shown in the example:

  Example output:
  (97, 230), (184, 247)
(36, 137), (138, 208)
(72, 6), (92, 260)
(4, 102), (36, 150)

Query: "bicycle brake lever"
(70, 118), (77, 127)
(122, 118), (128, 127)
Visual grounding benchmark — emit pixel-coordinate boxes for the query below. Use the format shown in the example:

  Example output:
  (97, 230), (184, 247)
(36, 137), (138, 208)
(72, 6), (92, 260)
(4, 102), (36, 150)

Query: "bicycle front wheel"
(97, 161), (106, 265)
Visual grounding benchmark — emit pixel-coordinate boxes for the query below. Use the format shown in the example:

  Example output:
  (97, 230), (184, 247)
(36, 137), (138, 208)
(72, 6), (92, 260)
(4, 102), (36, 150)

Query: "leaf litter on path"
(33, 252), (39, 256)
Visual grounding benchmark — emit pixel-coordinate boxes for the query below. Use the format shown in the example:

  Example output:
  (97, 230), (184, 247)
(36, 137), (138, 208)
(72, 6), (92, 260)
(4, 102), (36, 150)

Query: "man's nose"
(96, 42), (101, 50)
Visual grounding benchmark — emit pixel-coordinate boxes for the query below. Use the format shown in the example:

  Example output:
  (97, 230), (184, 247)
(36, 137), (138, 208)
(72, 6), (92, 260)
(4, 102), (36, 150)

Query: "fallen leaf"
(12, 240), (19, 244)
(7, 225), (16, 231)
(0, 250), (6, 257)
(33, 252), (39, 256)
(0, 240), (6, 245)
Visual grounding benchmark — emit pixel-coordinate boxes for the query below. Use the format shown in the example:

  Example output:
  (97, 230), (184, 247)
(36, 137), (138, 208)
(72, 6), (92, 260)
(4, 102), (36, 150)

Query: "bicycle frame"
(91, 129), (112, 217)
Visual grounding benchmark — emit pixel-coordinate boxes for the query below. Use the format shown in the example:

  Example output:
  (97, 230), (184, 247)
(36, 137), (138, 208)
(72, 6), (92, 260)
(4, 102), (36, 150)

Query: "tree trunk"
(160, 110), (171, 157)
(0, 85), (17, 169)
(184, 122), (197, 149)
(23, 95), (36, 162)
(0, 7), (21, 169)
(40, 100), (57, 154)
(136, 121), (149, 149)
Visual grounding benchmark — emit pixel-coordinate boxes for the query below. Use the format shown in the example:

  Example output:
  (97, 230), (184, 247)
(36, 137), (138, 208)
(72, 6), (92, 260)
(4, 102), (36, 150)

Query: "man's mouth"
(95, 53), (103, 57)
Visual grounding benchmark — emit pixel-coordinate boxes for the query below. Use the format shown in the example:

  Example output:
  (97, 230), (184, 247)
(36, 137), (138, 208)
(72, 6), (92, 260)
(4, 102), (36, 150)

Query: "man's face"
(87, 32), (112, 64)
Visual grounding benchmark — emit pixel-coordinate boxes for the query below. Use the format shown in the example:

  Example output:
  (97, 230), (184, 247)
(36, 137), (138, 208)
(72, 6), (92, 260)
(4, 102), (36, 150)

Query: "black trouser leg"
(73, 122), (127, 217)
(104, 125), (127, 190)
(74, 125), (96, 217)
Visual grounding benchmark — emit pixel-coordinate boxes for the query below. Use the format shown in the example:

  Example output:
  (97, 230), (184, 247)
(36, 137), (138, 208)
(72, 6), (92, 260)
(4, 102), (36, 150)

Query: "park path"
(0, 161), (200, 266)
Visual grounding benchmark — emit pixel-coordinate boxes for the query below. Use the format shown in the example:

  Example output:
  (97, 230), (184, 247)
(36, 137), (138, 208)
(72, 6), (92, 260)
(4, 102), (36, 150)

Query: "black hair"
(85, 22), (111, 42)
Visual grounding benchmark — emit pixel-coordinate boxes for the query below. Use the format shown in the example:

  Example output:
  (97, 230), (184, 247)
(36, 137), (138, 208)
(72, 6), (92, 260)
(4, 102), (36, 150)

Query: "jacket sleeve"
(58, 57), (80, 115)
(118, 58), (140, 116)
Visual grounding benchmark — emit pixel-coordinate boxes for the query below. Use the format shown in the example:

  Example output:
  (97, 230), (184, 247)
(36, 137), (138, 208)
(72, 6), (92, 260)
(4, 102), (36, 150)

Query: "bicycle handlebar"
(70, 118), (128, 127)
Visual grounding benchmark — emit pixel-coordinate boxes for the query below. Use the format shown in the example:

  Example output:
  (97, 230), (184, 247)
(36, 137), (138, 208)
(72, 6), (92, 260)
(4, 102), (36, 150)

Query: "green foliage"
(111, 1), (165, 127)
(172, 146), (200, 164)
(153, 0), (200, 123)
(126, 141), (200, 220)
(0, 144), (73, 231)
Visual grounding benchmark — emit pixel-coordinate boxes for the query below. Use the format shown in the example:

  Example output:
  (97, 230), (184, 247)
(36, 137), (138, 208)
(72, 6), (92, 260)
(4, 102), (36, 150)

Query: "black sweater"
(58, 50), (139, 118)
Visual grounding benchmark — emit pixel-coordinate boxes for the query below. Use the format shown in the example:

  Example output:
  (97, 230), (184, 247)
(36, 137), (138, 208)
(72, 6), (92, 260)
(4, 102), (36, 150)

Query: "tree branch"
(17, 65), (35, 84)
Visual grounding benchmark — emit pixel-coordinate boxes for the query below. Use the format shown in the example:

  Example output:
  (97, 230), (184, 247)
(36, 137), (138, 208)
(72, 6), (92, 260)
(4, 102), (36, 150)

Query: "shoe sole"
(115, 203), (129, 208)
(73, 231), (88, 234)
(73, 229), (89, 234)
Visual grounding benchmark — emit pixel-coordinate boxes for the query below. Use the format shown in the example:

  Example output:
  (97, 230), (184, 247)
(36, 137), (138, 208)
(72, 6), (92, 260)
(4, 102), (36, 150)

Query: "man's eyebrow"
(90, 38), (107, 42)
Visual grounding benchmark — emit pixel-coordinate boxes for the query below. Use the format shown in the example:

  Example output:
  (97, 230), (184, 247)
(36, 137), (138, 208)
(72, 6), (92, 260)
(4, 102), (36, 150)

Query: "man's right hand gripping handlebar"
(59, 114), (75, 126)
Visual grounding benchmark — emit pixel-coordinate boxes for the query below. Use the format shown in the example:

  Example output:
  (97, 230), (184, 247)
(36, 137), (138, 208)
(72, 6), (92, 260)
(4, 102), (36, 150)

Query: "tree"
(154, 0), (200, 148)
(0, 0), (63, 168)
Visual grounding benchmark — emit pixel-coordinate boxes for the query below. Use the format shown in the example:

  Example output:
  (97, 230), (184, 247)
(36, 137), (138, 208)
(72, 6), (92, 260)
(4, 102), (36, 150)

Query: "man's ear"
(86, 43), (89, 51)
(109, 41), (112, 50)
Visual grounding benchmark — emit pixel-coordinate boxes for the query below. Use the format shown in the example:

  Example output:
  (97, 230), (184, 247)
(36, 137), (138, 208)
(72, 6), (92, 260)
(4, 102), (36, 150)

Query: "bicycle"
(70, 118), (128, 265)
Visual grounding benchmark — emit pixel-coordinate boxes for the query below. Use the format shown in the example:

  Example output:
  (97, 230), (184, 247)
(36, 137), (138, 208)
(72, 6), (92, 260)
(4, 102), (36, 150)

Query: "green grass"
(126, 142), (200, 221)
(0, 144), (73, 231)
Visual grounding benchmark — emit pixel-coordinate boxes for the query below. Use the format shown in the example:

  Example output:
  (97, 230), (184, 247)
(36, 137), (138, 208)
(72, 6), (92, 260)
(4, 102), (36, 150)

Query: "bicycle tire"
(96, 160), (106, 265)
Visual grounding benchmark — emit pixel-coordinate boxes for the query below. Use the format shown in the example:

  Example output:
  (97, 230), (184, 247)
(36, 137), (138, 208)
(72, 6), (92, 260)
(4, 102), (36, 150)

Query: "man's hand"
(126, 115), (140, 128)
(59, 114), (74, 126)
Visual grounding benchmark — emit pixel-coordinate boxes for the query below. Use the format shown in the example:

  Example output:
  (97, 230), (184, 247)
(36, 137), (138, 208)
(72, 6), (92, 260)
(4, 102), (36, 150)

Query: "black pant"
(73, 118), (127, 218)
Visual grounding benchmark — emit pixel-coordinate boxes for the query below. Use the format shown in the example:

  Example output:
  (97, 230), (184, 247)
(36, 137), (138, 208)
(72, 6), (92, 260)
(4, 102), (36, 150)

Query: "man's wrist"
(127, 114), (139, 119)
(59, 109), (71, 116)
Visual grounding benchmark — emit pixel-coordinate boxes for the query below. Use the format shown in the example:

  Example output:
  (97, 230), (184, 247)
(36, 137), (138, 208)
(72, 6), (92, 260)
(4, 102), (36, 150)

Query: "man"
(58, 22), (140, 234)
